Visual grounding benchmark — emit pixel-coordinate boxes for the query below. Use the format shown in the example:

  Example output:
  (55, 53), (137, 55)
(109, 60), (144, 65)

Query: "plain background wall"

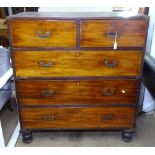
(38, 7), (140, 13)
(38, 7), (113, 12)
(146, 7), (155, 58)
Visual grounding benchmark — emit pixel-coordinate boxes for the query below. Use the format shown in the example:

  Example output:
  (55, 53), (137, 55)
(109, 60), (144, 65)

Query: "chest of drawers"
(7, 12), (149, 143)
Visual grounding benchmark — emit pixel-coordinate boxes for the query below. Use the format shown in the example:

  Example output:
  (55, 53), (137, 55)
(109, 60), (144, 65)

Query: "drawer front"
(17, 79), (138, 105)
(80, 20), (147, 48)
(21, 107), (135, 129)
(13, 50), (142, 77)
(10, 20), (76, 48)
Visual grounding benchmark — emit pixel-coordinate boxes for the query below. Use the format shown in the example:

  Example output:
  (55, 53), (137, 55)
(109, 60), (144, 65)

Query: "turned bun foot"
(22, 131), (33, 144)
(122, 129), (135, 142)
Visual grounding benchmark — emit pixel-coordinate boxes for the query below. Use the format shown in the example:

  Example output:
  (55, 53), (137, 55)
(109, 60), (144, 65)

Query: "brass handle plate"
(102, 88), (115, 96)
(38, 31), (51, 38)
(42, 90), (54, 97)
(107, 32), (118, 38)
(38, 60), (53, 68)
(43, 115), (54, 121)
(103, 60), (118, 67)
(102, 114), (113, 121)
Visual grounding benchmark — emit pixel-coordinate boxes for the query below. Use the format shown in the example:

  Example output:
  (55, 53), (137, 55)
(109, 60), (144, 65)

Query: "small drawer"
(80, 20), (148, 48)
(13, 50), (142, 77)
(21, 107), (135, 129)
(16, 79), (139, 106)
(10, 20), (76, 48)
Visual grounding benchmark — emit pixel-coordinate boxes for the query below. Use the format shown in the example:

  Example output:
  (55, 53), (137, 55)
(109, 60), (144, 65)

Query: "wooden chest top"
(7, 12), (149, 20)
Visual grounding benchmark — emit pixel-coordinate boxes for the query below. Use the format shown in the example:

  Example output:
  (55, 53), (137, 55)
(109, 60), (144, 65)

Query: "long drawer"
(10, 20), (76, 48)
(21, 107), (135, 129)
(13, 50), (142, 77)
(16, 79), (139, 106)
(80, 20), (147, 48)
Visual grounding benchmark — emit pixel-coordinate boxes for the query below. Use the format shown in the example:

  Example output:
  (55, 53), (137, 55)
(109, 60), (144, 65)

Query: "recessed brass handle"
(38, 31), (51, 38)
(43, 115), (54, 121)
(102, 88), (115, 96)
(107, 32), (118, 38)
(103, 60), (118, 67)
(102, 114), (113, 121)
(38, 60), (53, 68)
(42, 90), (54, 97)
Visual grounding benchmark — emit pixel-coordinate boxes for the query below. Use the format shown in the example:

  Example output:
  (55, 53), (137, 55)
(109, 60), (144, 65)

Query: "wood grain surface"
(10, 20), (76, 48)
(16, 79), (138, 106)
(80, 20), (147, 48)
(21, 107), (135, 129)
(13, 50), (142, 77)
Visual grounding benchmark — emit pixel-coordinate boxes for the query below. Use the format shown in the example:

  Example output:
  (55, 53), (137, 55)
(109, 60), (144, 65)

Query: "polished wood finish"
(13, 50), (142, 77)
(80, 20), (147, 48)
(17, 79), (138, 106)
(8, 12), (149, 141)
(10, 20), (76, 48)
(21, 107), (135, 129)
(8, 12), (149, 19)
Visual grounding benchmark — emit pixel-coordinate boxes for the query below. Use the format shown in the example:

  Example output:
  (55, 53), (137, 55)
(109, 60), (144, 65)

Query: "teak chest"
(7, 12), (149, 143)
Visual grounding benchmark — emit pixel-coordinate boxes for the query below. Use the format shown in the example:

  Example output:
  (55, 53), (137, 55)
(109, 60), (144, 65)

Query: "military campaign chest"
(7, 12), (149, 143)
